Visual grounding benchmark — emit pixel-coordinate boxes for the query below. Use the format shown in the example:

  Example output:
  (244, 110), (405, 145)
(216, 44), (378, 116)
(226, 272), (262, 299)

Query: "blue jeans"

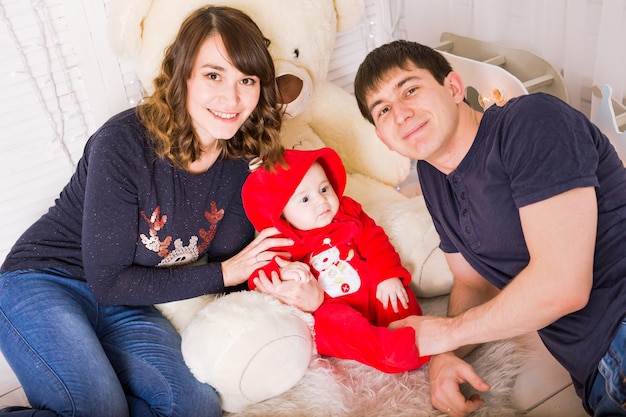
(587, 316), (626, 416)
(0, 268), (221, 417)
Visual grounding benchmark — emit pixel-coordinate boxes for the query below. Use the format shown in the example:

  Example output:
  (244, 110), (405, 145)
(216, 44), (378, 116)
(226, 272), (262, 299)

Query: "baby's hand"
(376, 277), (409, 313)
(275, 257), (314, 284)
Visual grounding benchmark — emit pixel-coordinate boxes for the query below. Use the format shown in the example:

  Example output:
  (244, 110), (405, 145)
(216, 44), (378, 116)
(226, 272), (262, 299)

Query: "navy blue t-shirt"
(418, 93), (626, 407)
(1, 108), (255, 305)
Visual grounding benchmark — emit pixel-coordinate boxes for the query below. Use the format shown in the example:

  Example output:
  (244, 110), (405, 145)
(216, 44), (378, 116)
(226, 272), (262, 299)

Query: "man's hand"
(429, 352), (490, 417)
(389, 317), (490, 416)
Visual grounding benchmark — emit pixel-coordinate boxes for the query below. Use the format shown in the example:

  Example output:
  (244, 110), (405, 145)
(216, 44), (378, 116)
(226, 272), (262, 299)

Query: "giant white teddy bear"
(107, 0), (453, 412)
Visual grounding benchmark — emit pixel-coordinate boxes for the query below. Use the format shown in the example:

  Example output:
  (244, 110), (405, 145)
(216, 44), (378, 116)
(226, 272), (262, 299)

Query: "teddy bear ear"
(334, 0), (365, 32)
(107, 0), (153, 58)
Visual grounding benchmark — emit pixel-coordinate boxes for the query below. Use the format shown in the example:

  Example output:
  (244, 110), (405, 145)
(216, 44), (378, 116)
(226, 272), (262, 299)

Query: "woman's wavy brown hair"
(137, 6), (284, 170)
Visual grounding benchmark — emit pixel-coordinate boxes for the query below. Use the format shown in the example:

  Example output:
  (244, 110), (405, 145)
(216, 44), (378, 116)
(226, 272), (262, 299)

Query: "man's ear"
(446, 71), (466, 104)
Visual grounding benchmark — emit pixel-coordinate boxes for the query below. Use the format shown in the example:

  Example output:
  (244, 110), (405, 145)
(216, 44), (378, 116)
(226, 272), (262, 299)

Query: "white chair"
(440, 51), (528, 110)
(591, 84), (626, 164)
(435, 32), (568, 104)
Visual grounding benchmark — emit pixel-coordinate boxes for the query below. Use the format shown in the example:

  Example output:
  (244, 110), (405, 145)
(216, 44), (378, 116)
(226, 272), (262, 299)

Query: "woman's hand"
(253, 268), (324, 313)
(221, 227), (293, 287)
(376, 277), (409, 313)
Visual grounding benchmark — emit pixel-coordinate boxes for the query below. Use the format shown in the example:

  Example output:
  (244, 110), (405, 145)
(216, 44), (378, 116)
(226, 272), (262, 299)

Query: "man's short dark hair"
(354, 40), (452, 124)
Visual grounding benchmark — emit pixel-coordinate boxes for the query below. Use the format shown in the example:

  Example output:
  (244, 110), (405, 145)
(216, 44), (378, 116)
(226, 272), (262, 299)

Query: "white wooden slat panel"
(0, 119), (52, 149)
(63, 0), (131, 125)
(327, 0), (390, 95)
(3, 162), (71, 198)
(0, 0), (90, 263)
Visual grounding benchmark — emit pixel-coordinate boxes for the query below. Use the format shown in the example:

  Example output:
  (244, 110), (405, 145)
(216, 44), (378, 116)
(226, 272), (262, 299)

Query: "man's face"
(365, 64), (464, 165)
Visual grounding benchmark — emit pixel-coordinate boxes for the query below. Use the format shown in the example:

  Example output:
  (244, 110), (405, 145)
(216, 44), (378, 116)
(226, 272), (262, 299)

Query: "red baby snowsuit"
(242, 148), (429, 373)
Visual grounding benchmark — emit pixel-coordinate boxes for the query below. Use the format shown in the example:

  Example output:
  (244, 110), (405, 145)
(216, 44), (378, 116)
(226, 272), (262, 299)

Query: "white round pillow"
(180, 291), (315, 412)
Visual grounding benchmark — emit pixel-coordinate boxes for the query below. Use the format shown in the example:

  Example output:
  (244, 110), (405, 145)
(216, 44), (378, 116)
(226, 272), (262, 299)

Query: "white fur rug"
(227, 296), (527, 417)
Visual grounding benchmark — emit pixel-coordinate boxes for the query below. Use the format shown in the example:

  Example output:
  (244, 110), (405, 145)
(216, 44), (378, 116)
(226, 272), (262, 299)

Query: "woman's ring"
(255, 253), (260, 263)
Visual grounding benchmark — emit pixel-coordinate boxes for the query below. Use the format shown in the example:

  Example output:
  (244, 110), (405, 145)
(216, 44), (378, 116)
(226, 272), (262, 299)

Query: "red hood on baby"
(242, 148), (346, 241)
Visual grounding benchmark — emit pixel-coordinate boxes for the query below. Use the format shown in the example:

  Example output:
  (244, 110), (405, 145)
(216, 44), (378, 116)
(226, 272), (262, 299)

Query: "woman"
(0, 6), (292, 417)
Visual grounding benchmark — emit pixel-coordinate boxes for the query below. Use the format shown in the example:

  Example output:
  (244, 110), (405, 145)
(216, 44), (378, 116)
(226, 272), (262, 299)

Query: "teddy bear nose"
(277, 74), (303, 105)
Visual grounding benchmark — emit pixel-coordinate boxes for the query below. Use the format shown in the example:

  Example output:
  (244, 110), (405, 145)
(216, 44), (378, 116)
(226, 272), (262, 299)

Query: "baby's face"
(282, 162), (339, 231)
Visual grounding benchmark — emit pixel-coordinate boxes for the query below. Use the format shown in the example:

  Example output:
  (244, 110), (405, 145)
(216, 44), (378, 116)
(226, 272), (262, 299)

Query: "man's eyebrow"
(368, 75), (421, 114)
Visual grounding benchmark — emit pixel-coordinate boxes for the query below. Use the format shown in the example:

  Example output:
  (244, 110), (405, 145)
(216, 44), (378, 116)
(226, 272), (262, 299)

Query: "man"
(353, 39), (626, 417)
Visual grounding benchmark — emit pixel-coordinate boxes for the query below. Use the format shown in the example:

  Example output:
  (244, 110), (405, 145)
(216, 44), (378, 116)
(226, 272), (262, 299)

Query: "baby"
(242, 148), (429, 373)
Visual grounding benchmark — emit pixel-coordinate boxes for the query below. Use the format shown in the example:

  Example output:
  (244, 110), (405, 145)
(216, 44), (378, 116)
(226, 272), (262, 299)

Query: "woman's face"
(186, 34), (261, 147)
